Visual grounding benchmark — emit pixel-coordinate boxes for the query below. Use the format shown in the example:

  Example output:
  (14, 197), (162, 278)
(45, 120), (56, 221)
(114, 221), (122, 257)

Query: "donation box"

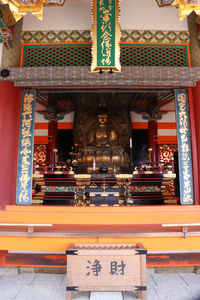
(66, 243), (147, 300)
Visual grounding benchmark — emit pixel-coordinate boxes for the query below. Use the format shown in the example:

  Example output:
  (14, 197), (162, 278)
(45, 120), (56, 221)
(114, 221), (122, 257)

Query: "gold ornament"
(156, 0), (200, 20)
(0, 0), (65, 21)
(173, 0), (200, 20)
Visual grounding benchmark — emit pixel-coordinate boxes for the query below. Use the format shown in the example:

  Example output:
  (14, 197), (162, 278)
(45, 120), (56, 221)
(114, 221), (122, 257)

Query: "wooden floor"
(0, 272), (200, 300)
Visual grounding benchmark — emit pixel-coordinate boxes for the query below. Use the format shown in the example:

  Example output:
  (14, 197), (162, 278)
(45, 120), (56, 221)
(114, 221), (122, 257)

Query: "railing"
(135, 161), (174, 174)
(34, 162), (69, 175)
(32, 160), (176, 205)
(0, 223), (52, 239)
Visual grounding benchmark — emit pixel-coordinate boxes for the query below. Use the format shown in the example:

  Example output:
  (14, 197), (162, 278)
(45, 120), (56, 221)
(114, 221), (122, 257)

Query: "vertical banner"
(16, 90), (36, 205)
(175, 89), (194, 205)
(91, 0), (121, 72)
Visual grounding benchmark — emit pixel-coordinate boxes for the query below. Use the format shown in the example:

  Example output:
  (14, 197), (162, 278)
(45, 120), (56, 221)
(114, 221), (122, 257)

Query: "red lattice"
(160, 144), (178, 163)
(160, 144), (178, 196)
(34, 144), (47, 164)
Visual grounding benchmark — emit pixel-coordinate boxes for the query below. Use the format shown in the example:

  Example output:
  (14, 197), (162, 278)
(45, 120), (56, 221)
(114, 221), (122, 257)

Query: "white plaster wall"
(59, 112), (75, 123)
(158, 111), (176, 123)
(35, 112), (48, 123)
(34, 129), (48, 136)
(158, 129), (177, 136)
(23, 0), (92, 31)
(0, 43), (3, 66)
(23, 0), (188, 31)
(120, 0), (188, 30)
(131, 111), (148, 123)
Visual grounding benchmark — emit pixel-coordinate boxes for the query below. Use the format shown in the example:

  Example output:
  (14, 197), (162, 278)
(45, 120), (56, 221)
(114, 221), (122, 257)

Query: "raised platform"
(33, 170), (176, 205)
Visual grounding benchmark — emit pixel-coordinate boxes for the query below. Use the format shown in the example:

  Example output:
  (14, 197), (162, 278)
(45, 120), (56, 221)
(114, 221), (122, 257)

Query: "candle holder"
(92, 158), (96, 173)
(129, 146), (134, 172)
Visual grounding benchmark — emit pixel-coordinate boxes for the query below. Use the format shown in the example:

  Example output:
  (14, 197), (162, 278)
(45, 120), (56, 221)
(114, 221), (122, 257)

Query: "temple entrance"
(33, 89), (179, 206)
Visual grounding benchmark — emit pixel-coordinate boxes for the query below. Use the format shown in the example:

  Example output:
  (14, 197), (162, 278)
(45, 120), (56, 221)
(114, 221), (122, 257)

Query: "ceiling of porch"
(36, 88), (175, 114)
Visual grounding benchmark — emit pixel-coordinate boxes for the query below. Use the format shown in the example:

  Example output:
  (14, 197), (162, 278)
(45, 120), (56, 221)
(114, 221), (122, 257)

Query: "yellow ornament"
(173, 0), (200, 20)
(0, 0), (64, 21)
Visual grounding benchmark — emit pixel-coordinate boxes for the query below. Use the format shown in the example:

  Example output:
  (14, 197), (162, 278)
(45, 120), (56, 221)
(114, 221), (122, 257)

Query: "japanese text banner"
(91, 0), (121, 72)
(16, 90), (36, 205)
(175, 89), (194, 205)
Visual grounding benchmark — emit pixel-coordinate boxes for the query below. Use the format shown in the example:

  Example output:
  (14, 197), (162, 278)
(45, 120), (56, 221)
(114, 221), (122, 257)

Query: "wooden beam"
(147, 253), (200, 267)
(1, 252), (200, 268)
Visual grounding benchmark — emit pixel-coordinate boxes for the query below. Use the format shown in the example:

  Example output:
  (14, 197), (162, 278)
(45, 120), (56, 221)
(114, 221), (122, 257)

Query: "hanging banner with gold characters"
(16, 90), (36, 205)
(175, 89), (194, 205)
(91, 0), (121, 72)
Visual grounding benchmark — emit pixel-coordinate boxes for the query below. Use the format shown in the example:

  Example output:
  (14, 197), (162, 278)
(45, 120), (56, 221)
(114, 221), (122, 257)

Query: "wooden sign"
(16, 90), (36, 205)
(91, 0), (121, 72)
(66, 243), (147, 300)
(175, 90), (194, 205)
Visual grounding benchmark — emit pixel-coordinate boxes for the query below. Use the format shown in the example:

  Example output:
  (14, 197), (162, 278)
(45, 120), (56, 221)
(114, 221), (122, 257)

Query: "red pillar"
(148, 120), (158, 162)
(188, 84), (200, 205)
(47, 120), (58, 163)
(0, 82), (22, 210)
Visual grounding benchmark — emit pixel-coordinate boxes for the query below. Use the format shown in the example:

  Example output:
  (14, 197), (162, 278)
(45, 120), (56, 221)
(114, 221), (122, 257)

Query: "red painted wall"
(0, 82), (22, 210)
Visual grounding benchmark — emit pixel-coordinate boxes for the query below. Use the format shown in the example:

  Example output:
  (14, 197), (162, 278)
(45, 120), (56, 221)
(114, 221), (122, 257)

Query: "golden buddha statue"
(76, 112), (130, 173)
(88, 113), (117, 147)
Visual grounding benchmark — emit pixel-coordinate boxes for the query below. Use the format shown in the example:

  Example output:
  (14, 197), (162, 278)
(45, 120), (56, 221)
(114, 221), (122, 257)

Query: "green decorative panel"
(120, 44), (189, 67)
(22, 44), (91, 67)
(21, 43), (190, 67)
(22, 30), (92, 43)
(21, 30), (190, 44)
